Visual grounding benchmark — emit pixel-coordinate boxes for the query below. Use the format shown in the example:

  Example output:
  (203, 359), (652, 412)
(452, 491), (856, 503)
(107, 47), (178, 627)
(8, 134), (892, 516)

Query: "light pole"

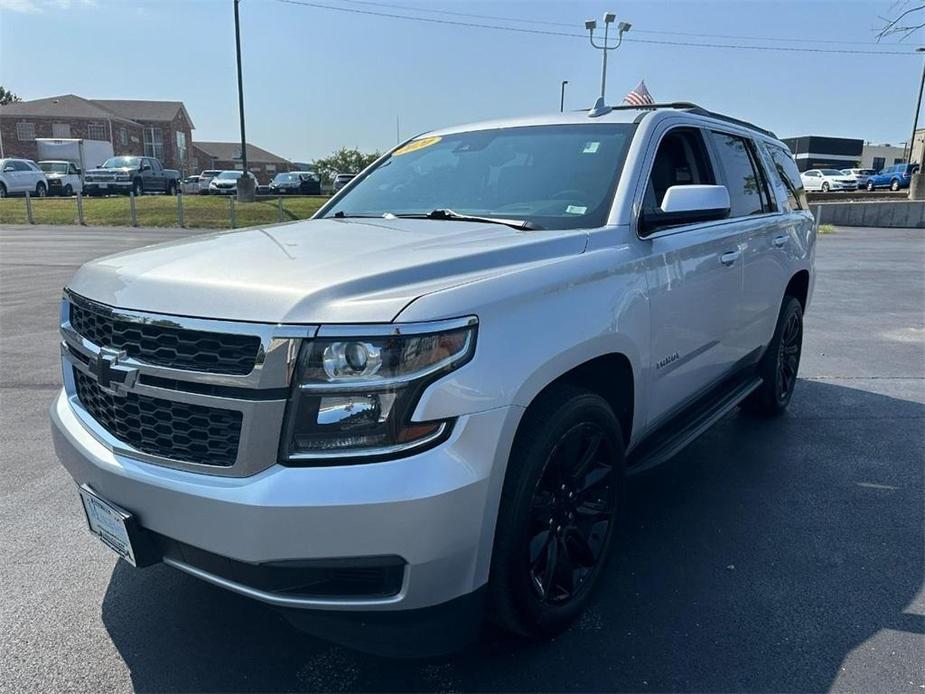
(560, 80), (568, 112)
(586, 13), (631, 103)
(233, 0), (255, 201)
(905, 47), (925, 166)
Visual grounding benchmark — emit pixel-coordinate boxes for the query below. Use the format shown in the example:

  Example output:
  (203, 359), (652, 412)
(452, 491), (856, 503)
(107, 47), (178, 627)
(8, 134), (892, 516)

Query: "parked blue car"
(866, 163), (919, 191)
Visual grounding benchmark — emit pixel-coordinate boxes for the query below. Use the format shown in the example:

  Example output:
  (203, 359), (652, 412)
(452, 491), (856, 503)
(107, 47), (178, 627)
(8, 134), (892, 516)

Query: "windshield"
(325, 124), (635, 230)
(820, 169), (846, 176)
(217, 171), (243, 180)
(101, 157), (140, 169)
(273, 173), (297, 182)
(39, 162), (69, 174)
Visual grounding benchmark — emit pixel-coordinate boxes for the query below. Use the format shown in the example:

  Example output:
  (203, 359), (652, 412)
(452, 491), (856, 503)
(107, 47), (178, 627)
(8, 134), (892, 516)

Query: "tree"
(0, 86), (22, 105)
(877, 2), (924, 42)
(313, 147), (381, 185)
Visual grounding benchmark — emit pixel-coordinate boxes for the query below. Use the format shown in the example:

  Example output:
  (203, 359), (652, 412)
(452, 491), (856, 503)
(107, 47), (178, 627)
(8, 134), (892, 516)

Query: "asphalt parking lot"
(1, 224), (923, 693)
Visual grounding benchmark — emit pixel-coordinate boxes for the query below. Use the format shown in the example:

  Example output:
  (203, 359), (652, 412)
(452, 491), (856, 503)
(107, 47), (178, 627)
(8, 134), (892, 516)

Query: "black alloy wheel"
(528, 422), (617, 605)
(741, 295), (804, 416)
(489, 386), (625, 638)
(776, 306), (802, 402)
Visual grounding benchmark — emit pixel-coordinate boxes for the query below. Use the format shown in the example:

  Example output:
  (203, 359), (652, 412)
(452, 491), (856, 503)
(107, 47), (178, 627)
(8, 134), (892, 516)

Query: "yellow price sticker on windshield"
(393, 136), (441, 156)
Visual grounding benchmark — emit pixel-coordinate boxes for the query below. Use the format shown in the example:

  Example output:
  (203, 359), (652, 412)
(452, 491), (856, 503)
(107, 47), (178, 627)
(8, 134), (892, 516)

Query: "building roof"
(0, 94), (137, 125)
(91, 99), (194, 128)
(192, 141), (290, 165)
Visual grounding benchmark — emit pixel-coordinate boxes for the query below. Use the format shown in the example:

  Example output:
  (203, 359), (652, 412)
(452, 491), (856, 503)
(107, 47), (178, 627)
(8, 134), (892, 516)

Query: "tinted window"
(766, 143), (807, 211)
(642, 127), (716, 220)
(709, 132), (768, 217)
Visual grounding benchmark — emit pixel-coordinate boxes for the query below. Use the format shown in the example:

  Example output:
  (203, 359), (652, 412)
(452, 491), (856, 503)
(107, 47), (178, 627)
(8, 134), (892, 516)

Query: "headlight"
(281, 317), (477, 464)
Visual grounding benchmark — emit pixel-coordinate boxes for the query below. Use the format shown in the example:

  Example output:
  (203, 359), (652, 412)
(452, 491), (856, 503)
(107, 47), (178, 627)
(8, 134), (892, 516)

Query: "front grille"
(74, 369), (242, 467)
(69, 298), (260, 375)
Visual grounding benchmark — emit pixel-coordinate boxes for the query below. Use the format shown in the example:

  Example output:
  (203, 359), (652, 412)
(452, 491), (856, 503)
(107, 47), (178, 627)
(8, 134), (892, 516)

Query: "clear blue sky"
(1, 0), (922, 162)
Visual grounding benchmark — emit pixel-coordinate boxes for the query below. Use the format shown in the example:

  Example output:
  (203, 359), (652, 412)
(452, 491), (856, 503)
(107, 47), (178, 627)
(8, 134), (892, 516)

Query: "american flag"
(623, 80), (655, 106)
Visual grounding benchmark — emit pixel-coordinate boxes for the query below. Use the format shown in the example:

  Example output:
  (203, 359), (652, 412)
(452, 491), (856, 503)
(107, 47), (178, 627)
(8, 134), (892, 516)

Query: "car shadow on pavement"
(101, 379), (924, 693)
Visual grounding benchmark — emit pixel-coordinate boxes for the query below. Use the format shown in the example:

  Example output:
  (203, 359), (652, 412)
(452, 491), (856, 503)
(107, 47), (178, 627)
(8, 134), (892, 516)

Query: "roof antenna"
(588, 96), (612, 118)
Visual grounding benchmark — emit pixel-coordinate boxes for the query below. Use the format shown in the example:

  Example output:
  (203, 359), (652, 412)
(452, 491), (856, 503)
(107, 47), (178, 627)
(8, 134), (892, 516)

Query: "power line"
(271, 0), (919, 56)
(334, 0), (907, 47)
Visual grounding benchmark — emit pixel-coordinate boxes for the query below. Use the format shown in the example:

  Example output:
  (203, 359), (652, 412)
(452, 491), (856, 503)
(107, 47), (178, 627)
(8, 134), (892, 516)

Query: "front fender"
(401, 238), (650, 446)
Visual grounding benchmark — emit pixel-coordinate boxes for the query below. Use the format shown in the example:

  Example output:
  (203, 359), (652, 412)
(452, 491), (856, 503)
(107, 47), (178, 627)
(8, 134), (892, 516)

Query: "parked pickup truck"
(83, 156), (179, 196)
(51, 102), (815, 657)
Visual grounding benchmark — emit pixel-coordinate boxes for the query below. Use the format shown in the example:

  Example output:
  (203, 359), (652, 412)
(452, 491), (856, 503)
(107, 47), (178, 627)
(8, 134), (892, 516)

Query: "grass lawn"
(0, 194), (329, 228)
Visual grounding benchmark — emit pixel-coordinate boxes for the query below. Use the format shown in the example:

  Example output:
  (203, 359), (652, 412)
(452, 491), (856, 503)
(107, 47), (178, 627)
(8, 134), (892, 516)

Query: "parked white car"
(38, 160), (83, 196)
(800, 169), (857, 192)
(208, 170), (252, 195)
(840, 168), (876, 188)
(180, 176), (201, 195)
(52, 103), (815, 657)
(0, 158), (48, 197)
(197, 169), (222, 194)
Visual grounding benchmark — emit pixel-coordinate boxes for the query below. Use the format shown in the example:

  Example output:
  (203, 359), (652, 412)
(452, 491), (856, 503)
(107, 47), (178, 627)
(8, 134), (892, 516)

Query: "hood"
(67, 217), (588, 324)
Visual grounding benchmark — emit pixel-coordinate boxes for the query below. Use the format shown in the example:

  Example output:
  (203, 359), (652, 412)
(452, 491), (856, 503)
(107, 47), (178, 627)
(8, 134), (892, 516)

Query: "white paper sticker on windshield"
(566, 205), (587, 215)
(583, 142), (600, 154)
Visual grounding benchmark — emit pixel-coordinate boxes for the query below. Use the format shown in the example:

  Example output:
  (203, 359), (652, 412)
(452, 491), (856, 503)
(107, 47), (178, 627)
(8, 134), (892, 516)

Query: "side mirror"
(3, 166), (14, 172)
(640, 185), (730, 235)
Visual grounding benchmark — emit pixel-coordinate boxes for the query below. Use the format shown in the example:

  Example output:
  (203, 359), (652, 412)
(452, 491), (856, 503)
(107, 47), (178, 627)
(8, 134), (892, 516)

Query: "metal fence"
(5, 191), (306, 229)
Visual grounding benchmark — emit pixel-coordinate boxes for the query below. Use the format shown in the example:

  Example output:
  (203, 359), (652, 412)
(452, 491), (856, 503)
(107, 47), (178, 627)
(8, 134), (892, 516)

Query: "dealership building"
(781, 135), (916, 173)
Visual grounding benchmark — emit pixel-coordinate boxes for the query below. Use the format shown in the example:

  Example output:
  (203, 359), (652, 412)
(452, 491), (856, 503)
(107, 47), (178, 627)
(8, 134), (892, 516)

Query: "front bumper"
(51, 389), (516, 615)
(85, 181), (132, 193)
(209, 186), (237, 195)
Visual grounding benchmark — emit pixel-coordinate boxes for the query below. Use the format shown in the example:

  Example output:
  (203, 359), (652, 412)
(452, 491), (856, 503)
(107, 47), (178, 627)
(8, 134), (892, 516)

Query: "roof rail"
(584, 101), (777, 139)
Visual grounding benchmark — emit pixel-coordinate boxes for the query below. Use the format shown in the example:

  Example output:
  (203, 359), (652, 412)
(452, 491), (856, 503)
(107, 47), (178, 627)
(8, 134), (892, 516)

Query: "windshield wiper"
(331, 211), (386, 219)
(391, 209), (539, 230)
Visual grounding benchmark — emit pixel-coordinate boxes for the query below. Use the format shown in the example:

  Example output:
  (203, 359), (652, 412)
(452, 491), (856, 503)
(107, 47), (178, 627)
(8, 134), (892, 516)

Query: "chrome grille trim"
(60, 293), (317, 477)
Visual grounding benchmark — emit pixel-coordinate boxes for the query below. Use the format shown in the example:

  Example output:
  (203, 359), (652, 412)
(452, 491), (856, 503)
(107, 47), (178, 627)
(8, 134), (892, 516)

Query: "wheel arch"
(514, 349), (637, 450)
(785, 269), (810, 311)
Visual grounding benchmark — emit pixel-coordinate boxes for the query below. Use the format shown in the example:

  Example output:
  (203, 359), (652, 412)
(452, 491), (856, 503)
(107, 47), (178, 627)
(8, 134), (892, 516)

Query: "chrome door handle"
(772, 235), (788, 248)
(720, 250), (741, 266)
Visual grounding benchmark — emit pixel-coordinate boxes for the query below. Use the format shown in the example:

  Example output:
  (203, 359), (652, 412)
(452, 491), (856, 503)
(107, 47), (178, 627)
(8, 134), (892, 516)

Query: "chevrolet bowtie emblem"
(90, 347), (139, 396)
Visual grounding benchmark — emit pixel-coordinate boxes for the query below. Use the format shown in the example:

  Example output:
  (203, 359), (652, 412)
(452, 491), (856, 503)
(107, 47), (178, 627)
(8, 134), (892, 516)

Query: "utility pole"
(560, 80), (568, 112)
(233, 0), (255, 201)
(586, 13), (631, 104)
(905, 47), (925, 165)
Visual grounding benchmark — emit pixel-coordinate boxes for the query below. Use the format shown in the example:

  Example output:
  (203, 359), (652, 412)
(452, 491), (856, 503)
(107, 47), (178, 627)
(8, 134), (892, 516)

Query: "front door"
(638, 126), (746, 426)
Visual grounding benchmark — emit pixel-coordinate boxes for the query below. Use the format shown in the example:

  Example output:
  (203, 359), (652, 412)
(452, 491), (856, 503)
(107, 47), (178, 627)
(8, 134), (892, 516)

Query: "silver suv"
(51, 102), (815, 656)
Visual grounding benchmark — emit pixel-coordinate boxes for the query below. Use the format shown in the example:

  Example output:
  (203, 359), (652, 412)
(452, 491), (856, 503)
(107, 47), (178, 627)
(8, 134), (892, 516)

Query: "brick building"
(0, 94), (194, 174)
(191, 141), (293, 183)
(92, 99), (195, 174)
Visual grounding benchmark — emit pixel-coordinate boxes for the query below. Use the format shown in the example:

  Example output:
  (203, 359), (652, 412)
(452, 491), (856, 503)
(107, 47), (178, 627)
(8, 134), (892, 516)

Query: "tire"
(890, 179), (900, 191)
(489, 384), (626, 639)
(0, 183), (6, 198)
(821, 182), (829, 193)
(63, 184), (73, 197)
(35, 182), (47, 197)
(132, 179), (144, 197)
(740, 295), (803, 416)
(867, 181), (875, 191)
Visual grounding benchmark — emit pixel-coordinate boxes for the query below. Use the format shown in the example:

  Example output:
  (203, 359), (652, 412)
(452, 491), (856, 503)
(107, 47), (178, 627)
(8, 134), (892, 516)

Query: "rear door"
(637, 125), (746, 426)
(712, 134), (799, 356)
